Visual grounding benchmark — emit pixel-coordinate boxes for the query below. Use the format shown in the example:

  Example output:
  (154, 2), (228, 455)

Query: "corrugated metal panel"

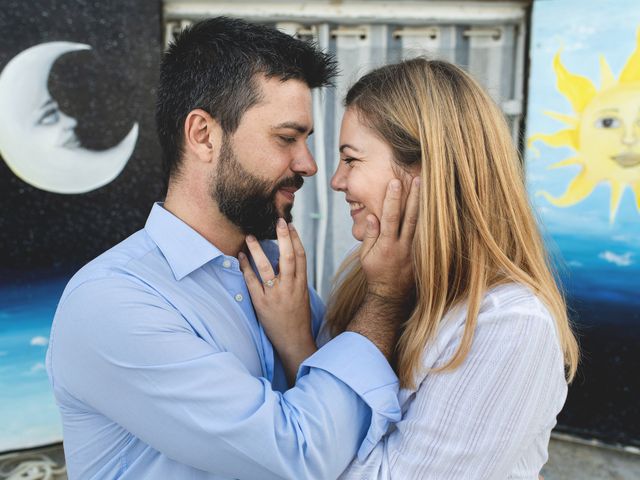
(163, 1), (529, 297)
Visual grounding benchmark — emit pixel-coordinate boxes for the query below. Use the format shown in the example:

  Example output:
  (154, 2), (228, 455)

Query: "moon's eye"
(37, 106), (60, 126)
(594, 117), (620, 129)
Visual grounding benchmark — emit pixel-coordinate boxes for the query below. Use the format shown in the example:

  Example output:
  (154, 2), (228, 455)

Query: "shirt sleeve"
(341, 309), (568, 479)
(49, 276), (400, 480)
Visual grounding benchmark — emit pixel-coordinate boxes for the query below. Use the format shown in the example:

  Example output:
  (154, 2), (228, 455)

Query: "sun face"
(529, 29), (640, 223)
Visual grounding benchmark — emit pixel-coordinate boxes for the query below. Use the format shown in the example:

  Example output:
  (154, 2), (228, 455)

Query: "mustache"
(273, 174), (304, 192)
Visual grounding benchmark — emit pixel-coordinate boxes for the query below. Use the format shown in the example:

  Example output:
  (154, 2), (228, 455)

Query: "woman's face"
(331, 108), (413, 241)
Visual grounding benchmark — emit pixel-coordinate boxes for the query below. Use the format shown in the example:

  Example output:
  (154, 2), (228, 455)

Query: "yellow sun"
(529, 29), (640, 223)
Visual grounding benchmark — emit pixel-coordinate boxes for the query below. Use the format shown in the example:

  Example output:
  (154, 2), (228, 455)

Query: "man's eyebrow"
(272, 122), (313, 135)
(339, 144), (361, 153)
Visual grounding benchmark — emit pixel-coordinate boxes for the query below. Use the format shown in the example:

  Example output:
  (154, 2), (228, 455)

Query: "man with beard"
(47, 17), (410, 479)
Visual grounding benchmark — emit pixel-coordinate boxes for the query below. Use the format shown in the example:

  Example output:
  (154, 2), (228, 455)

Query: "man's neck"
(164, 186), (246, 257)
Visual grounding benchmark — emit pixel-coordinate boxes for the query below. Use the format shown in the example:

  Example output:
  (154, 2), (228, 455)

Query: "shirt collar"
(145, 202), (223, 280)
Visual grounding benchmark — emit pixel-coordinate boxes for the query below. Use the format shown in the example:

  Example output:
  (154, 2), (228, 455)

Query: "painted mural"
(527, 0), (640, 446)
(0, 0), (162, 452)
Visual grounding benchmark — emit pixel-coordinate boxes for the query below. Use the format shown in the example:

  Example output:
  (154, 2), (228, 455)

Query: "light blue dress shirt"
(46, 203), (401, 480)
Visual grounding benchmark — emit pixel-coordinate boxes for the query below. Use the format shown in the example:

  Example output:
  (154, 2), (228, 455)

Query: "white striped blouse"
(335, 283), (568, 479)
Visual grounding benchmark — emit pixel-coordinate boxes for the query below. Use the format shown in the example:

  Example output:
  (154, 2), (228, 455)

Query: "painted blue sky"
(526, 0), (640, 303)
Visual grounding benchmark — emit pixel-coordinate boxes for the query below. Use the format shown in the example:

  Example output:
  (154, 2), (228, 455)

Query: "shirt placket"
(214, 258), (274, 381)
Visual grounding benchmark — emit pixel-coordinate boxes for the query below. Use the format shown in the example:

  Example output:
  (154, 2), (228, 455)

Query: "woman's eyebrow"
(340, 144), (361, 153)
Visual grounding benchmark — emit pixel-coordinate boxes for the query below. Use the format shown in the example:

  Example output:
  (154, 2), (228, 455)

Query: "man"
(47, 17), (410, 479)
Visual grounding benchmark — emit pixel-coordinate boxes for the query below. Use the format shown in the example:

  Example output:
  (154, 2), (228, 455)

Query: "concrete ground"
(542, 435), (640, 480)
(2, 435), (639, 479)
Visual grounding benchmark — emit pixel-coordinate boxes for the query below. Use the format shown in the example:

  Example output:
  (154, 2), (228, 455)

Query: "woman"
(240, 57), (579, 479)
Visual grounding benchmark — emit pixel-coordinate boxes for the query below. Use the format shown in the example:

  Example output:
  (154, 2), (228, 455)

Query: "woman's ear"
(183, 108), (222, 164)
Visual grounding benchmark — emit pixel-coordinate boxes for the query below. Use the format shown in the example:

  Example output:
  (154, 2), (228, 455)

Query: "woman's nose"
(330, 164), (347, 191)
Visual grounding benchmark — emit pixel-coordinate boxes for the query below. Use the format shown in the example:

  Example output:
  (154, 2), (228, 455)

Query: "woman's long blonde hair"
(325, 58), (579, 389)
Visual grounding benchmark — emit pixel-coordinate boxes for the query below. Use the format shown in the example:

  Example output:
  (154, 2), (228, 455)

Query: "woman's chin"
(352, 224), (365, 242)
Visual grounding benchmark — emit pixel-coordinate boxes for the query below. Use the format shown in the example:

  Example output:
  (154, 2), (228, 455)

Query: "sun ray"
(528, 129), (579, 153)
(536, 170), (597, 207)
(549, 156), (582, 169)
(609, 182), (626, 223)
(632, 182), (640, 212)
(544, 110), (579, 128)
(599, 55), (617, 90)
(553, 50), (597, 113)
(619, 27), (640, 83)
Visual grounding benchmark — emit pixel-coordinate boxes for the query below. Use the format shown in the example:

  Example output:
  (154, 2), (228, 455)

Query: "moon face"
(0, 42), (138, 194)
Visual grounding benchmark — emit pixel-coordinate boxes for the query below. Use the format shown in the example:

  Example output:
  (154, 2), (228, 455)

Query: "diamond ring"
(263, 278), (276, 288)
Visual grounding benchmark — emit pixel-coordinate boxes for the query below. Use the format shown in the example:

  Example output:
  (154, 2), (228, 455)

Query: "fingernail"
(390, 180), (400, 191)
(246, 235), (256, 242)
(367, 217), (375, 228)
(414, 177), (421, 186)
(238, 252), (245, 260)
(277, 218), (286, 229)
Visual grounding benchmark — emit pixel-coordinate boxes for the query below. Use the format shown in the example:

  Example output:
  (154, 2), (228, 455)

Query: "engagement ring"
(263, 278), (276, 288)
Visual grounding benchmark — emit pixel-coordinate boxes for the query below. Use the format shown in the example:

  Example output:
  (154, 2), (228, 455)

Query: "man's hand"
(347, 177), (420, 361)
(360, 177), (420, 302)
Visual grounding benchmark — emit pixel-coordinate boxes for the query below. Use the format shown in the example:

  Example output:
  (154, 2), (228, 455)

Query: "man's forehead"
(245, 76), (313, 130)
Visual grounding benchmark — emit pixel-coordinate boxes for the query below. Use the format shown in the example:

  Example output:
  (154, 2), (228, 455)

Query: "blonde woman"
(241, 58), (578, 479)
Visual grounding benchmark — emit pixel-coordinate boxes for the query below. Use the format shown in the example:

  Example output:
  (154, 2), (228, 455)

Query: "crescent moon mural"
(0, 41), (138, 194)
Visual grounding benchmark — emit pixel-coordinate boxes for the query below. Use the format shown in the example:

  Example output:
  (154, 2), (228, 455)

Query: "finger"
(238, 251), (264, 298)
(400, 176), (421, 243)
(276, 218), (295, 285)
(379, 179), (403, 240)
(359, 214), (380, 259)
(245, 235), (276, 282)
(287, 223), (307, 280)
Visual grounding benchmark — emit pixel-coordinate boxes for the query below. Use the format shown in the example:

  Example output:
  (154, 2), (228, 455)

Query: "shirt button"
(234, 293), (243, 302)
(222, 259), (232, 268)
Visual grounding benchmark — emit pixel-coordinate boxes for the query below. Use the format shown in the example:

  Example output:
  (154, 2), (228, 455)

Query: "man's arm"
(49, 276), (399, 479)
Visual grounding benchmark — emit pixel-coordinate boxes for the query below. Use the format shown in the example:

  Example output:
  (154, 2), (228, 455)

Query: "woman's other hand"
(360, 176), (420, 303)
(239, 218), (317, 386)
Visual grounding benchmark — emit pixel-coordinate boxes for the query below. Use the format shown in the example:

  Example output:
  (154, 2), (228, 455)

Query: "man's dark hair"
(155, 17), (337, 185)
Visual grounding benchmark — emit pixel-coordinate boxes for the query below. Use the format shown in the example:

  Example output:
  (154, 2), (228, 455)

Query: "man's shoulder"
(62, 228), (163, 300)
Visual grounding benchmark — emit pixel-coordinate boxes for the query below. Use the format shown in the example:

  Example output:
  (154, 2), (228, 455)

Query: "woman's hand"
(360, 177), (420, 303)
(238, 218), (317, 386)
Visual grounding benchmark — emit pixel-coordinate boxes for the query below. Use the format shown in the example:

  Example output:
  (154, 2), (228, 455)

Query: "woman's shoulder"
(480, 282), (552, 319)
(420, 283), (560, 373)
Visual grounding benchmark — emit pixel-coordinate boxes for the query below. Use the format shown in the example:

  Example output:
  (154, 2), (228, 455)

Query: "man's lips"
(278, 187), (298, 201)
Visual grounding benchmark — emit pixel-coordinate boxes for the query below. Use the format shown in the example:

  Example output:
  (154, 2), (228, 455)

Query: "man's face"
(213, 133), (303, 238)
(211, 76), (316, 239)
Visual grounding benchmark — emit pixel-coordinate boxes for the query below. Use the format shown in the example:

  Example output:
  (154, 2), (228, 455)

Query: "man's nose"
(291, 144), (318, 177)
(330, 163), (346, 191)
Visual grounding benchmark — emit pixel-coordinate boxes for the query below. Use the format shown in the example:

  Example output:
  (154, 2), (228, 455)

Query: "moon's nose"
(60, 112), (77, 130)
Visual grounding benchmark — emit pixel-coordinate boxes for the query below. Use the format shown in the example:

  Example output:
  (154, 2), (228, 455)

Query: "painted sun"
(529, 29), (640, 223)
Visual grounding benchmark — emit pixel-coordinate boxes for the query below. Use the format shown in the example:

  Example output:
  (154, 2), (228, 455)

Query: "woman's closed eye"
(341, 156), (358, 166)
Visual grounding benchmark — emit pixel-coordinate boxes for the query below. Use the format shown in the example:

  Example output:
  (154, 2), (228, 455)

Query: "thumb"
(360, 214), (380, 259)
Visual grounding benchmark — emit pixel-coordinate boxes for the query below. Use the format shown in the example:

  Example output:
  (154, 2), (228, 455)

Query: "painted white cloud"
(599, 251), (633, 267)
(30, 336), (48, 346)
(29, 362), (46, 374)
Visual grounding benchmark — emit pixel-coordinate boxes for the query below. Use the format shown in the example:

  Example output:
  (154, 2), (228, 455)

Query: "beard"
(212, 133), (304, 239)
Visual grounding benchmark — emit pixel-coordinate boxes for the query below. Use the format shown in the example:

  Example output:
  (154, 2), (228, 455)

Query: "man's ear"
(183, 109), (221, 163)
